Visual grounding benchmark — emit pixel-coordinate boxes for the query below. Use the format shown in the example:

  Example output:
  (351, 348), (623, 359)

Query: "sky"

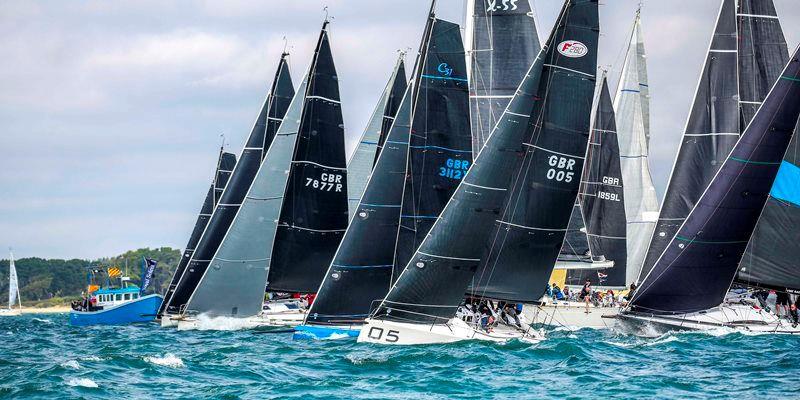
(1, 0), (799, 260)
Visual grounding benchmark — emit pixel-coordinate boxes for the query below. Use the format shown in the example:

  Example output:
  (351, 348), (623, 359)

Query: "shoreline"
(21, 306), (71, 314)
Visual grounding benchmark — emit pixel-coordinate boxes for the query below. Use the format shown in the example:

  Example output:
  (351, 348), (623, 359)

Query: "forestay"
(631, 48), (800, 314)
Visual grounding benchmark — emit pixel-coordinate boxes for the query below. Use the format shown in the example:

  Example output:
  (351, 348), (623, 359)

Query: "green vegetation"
(0, 247), (180, 306)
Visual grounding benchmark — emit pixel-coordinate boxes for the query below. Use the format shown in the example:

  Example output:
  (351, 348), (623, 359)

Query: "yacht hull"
(356, 318), (543, 345)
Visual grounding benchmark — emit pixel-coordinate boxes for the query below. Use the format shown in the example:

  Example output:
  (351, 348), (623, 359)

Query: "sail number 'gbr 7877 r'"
(306, 172), (344, 192)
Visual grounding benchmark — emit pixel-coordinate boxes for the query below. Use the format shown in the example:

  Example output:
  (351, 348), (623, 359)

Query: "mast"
(370, 0), (598, 324)
(181, 56), (297, 318)
(613, 9), (659, 286)
(346, 54), (408, 218)
(265, 21), (349, 294)
(467, 0), (541, 155)
(156, 149), (236, 317)
(639, 0), (789, 283)
(631, 46), (800, 314)
(163, 52), (295, 316)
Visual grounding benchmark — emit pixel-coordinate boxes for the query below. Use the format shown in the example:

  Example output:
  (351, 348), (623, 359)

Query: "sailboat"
(616, 45), (800, 336)
(530, 74), (628, 328)
(160, 52), (295, 327)
(639, 0), (789, 284)
(466, 0), (540, 156)
(157, 148), (236, 323)
(346, 53), (407, 218)
(358, 0), (598, 345)
(175, 21), (350, 330)
(294, 3), (471, 339)
(1, 250), (22, 316)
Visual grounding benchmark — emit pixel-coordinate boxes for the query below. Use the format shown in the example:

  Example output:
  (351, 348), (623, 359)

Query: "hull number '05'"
(546, 155), (576, 183)
(367, 327), (399, 343)
(305, 173), (343, 192)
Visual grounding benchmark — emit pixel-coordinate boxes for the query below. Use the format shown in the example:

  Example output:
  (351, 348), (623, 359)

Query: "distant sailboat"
(640, 0), (789, 282)
(618, 46), (800, 335)
(157, 148), (236, 321)
(358, 0), (598, 345)
(1, 250), (22, 316)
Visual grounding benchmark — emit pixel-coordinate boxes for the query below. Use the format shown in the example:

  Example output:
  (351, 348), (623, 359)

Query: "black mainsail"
(393, 16), (472, 280)
(371, 0), (598, 323)
(266, 22), (349, 294)
(466, 0), (541, 155)
(157, 149), (236, 317)
(631, 48), (800, 314)
(305, 86), (413, 326)
(565, 77), (627, 287)
(640, 0), (789, 281)
(162, 54), (295, 315)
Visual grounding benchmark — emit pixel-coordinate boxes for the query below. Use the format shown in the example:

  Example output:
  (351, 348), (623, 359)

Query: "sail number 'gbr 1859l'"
(305, 172), (344, 192)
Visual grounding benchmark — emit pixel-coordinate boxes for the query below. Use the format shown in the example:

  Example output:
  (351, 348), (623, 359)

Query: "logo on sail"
(557, 40), (588, 58)
(486, 0), (518, 12)
(437, 63), (453, 77)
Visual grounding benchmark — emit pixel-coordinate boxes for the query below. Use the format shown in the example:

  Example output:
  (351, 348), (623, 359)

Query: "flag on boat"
(140, 258), (157, 295)
(107, 267), (121, 278)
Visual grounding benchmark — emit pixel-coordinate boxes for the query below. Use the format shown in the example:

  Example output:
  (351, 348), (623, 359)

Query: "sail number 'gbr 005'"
(546, 155), (575, 183)
(305, 172), (344, 192)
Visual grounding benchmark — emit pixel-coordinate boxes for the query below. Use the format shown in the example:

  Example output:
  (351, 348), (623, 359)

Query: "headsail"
(305, 86), (412, 326)
(347, 55), (407, 217)
(371, 0), (598, 323)
(184, 76), (306, 318)
(393, 17), (472, 280)
(466, 0), (540, 155)
(631, 48), (800, 314)
(8, 250), (19, 309)
(613, 10), (659, 286)
(163, 54), (295, 315)
(640, 0), (789, 282)
(566, 77), (627, 287)
(266, 23), (349, 294)
(157, 149), (236, 317)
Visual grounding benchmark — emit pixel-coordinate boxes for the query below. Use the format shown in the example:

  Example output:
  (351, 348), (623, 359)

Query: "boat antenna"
(282, 36), (289, 56)
(323, 6), (334, 26)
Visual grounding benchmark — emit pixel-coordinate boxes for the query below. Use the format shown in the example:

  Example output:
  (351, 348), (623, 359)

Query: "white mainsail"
(8, 250), (19, 309)
(613, 11), (659, 286)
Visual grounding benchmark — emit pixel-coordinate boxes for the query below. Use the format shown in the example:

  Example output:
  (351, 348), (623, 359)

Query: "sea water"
(0, 314), (797, 399)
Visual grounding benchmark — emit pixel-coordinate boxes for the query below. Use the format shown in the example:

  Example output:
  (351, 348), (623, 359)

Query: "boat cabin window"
(132, 293), (138, 299)
(115, 294), (122, 301)
(124, 293), (131, 301)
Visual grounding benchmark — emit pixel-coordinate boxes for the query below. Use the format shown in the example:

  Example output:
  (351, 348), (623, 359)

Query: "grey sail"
(346, 55), (407, 218)
(467, 0), (541, 155)
(184, 77), (307, 318)
(371, 0), (598, 324)
(630, 48), (800, 314)
(157, 149), (236, 318)
(640, 0), (788, 283)
(613, 11), (659, 286)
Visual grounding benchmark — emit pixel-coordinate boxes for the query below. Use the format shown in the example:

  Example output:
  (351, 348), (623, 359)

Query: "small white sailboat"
(1, 250), (22, 317)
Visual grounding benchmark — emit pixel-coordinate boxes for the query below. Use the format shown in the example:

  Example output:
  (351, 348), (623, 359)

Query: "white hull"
(524, 301), (619, 329)
(357, 317), (543, 345)
(160, 314), (178, 328)
(0, 308), (21, 317)
(617, 304), (800, 337)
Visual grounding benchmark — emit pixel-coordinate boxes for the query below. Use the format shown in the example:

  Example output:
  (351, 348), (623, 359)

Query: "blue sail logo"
(437, 63), (453, 77)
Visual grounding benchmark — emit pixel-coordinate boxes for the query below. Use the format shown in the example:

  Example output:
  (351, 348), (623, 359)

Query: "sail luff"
(8, 251), (18, 309)
(631, 47), (800, 314)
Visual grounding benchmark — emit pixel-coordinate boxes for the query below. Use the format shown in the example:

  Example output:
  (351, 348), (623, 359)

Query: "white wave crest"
(177, 315), (254, 331)
(32, 318), (54, 324)
(144, 353), (185, 368)
(65, 378), (98, 388)
(346, 353), (389, 365)
(60, 360), (81, 370)
(644, 335), (680, 347)
(81, 355), (103, 362)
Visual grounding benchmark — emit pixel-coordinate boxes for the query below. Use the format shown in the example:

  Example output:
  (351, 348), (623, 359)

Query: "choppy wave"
(0, 314), (797, 398)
